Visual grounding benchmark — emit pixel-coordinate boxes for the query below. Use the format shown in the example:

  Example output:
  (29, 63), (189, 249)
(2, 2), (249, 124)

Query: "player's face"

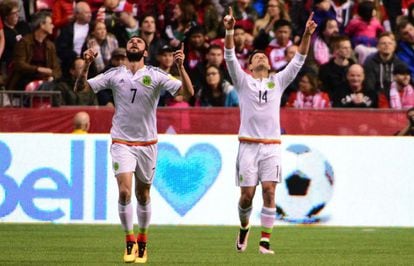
(127, 37), (146, 53)
(249, 52), (270, 71)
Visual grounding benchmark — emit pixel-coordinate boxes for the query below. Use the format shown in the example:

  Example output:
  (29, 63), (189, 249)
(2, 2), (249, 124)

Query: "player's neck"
(128, 61), (145, 74)
(252, 69), (269, 80)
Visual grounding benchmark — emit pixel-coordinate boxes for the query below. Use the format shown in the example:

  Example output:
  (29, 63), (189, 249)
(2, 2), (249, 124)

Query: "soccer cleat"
(259, 241), (275, 255)
(123, 241), (138, 263)
(235, 226), (250, 252)
(134, 242), (147, 263)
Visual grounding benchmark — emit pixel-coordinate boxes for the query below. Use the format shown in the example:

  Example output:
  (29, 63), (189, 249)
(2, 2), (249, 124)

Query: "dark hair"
(357, 1), (374, 22)
(138, 13), (156, 26)
(0, 0), (19, 20)
(248, 50), (266, 64)
(273, 19), (292, 31)
(30, 10), (52, 31)
(318, 18), (338, 39)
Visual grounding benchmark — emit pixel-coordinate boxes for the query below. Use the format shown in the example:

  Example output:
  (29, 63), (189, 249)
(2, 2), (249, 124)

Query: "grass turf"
(0, 224), (413, 265)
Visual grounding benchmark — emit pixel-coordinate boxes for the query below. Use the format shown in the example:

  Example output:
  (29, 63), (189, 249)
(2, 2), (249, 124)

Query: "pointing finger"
(228, 6), (233, 17)
(308, 12), (314, 22)
(180, 42), (184, 52)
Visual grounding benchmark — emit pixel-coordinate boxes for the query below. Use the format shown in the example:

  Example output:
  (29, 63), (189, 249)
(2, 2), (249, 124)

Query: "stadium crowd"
(1, 0), (414, 109)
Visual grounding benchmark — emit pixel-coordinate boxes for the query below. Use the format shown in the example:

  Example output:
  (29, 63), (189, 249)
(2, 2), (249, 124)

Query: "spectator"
(364, 32), (407, 96)
(379, 64), (414, 109)
(192, 44), (229, 95)
(164, 1), (197, 49)
(52, 0), (75, 32)
(55, 1), (92, 77)
(333, 64), (377, 107)
(261, 19), (293, 71)
(286, 72), (331, 108)
(345, 0), (384, 47)
(82, 20), (119, 77)
(55, 57), (98, 106)
(184, 25), (209, 71)
(395, 107), (414, 136)
(234, 25), (252, 71)
(6, 11), (61, 91)
(231, 0), (258, 41)
(72, 111), (91, 134)
(112, 2), (138, 48)
(139, 14), (167, 67)
(95, 0), (122, 34)
(0, 0), (30, 77)
(193, 0), (221, 40)
(253, 0), (290, 38)
(307, 18), (339, 71)
(396, 18), (414, 80)
(197, 64), (238, 106)
(156, 44), (187, 107)
(312, 0), (338, 32)
(319, 35), (355, 100)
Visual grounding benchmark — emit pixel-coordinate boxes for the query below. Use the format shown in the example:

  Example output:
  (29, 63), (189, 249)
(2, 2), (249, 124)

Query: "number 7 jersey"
(224, 48), (306, 141)
(88, 65), (181, 142)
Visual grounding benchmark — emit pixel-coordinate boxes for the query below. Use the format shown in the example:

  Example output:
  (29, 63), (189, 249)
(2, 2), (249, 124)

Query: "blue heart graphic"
(154, 143), (222, 216)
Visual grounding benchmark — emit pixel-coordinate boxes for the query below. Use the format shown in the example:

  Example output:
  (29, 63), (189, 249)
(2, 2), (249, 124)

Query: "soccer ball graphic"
(276, 144), (334, 223)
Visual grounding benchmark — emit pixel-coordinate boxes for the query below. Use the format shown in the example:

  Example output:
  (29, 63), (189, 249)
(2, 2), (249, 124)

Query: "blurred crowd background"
(0, 0), (414, 110)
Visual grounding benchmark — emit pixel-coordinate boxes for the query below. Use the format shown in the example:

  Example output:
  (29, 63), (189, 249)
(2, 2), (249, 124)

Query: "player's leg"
(235, 142), (259, 252)
(257, 144), (281, 254)
(133, 144), (157, 263)
(111, 143), (138, 262)
(259, 181), (277, 254)
(236, 186), (256, 252)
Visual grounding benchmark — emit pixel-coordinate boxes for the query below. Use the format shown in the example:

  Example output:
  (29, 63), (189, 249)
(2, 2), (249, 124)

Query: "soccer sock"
(118, 201), (135, 242)
(238, 204), (252, 228)
(260, 206), (276, 242)
(137, 201), (151, 243)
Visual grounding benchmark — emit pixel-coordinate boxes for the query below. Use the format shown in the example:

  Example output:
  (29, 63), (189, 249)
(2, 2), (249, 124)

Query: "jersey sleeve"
(224, 48), (246, 91)
(157, 70), (182, 96)
(88, 68), (117, 93)
(275, 52), (306, 92)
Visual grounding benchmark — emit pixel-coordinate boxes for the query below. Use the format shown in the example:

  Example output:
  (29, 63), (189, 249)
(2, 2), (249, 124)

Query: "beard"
(127, 50), (145, 62)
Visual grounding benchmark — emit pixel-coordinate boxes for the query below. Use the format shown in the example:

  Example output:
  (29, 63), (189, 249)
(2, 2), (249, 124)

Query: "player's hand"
(304, 12), (317, 36)
(174, 43), (185, 67)
(83, 48), (97, 64)
(223, 7), (235, 30)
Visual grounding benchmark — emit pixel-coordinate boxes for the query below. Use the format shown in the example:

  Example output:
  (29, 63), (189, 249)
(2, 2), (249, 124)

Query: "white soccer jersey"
(225, 48), (305, 141)
(88, 65), (181, 141)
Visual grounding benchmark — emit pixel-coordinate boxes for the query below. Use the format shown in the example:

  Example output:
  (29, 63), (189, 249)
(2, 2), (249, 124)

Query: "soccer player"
(223, 8), (317, 254)
(75, 36), (193, 263)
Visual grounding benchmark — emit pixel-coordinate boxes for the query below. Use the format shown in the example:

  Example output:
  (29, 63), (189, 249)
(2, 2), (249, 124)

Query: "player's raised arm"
(224, 7), (236, 50)
(174, 43), (194, 97)
(298, 12), (317, 55)
(74, 48), (95, 92)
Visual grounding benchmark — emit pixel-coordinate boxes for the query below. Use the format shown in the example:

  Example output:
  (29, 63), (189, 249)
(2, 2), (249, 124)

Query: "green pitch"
(1, 224), (413, 265)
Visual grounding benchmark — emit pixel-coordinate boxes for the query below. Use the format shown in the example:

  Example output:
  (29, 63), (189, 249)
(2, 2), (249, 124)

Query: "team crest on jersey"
(267, 81), (275, 89)
(142, 75), (152, 86)
(113, 162), (119, 171)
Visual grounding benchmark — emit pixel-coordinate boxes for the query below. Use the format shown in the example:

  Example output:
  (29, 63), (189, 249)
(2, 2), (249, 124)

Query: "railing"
(0, 90), (61, 108)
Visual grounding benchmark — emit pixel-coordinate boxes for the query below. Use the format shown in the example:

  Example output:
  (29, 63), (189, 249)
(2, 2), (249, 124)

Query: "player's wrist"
(225, 29), (234, 36)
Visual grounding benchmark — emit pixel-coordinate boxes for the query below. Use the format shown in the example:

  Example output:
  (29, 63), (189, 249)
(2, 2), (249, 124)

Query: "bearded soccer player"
(75, 37), (193, 263)
(223, 8), (317, 254)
